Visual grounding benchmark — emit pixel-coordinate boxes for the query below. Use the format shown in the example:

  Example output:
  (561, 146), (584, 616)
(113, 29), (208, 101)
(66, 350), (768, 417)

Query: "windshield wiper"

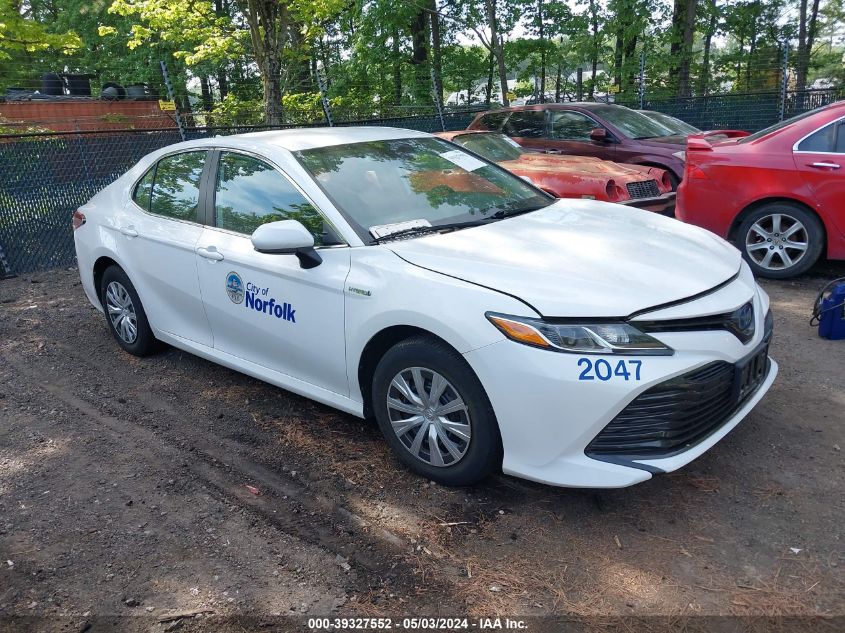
(371, 219), (489, 244)
(487, 199), (550, 220)
(371, 200), (550, 244)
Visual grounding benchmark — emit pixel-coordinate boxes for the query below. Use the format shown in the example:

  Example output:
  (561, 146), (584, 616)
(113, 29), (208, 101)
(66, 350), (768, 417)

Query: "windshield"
(450, 133), (523, 162)
(738, 107), (826, 143)
(295, 137), (551, 242)
(641, 111), (700, 135)
(590, 105), (676, 139)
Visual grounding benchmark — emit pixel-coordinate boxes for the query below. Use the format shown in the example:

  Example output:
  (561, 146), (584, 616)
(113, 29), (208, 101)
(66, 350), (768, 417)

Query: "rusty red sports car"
(436, 130), (676, 214)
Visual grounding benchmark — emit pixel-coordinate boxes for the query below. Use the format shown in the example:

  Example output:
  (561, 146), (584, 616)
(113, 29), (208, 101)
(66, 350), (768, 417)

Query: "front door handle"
(120, 226), (138, 237)
(196, 246), (224, 261)
(810, 161), (840, 169)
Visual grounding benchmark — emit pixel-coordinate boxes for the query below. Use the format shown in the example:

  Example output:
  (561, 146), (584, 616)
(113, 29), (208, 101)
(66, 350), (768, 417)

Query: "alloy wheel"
(105, 281), (138, 344)
(386, 367), (472, 467)
(744, 213), (809, 271)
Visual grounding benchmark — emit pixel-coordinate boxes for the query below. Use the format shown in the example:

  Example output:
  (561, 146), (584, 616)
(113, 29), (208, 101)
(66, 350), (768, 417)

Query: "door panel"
(544, 110), (615, 160)
(118, 150), (213, 346)
(195, 231), (350, 395)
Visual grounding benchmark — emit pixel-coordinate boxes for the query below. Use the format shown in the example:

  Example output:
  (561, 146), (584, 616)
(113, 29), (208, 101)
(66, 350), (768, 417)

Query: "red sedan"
(436, 130), (675, 213)
(677, 101), (845, 278)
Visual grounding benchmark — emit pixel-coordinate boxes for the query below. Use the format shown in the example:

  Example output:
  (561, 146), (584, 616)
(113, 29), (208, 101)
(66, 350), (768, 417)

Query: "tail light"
(72, 210), (86, 230)
(605, 180), (619, 201)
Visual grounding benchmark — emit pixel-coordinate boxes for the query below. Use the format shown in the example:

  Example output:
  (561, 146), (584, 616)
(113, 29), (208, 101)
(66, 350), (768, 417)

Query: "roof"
(182, 126), (433, 153)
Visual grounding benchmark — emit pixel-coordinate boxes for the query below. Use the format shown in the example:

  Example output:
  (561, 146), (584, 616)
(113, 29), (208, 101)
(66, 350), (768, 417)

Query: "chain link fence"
(0, 107), (486, 277)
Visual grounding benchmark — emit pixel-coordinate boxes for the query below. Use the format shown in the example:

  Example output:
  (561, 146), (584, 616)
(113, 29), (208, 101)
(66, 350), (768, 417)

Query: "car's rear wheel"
(371, 336), (501, 486)
(100, 266), (158, 356)
(737, 202), (824, 279)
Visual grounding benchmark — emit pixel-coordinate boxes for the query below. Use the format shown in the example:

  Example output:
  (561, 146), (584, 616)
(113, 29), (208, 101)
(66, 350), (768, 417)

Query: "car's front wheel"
(99, 265), (158, 356)
(371, 336), (502, 486)
(737, 202), (824, 279)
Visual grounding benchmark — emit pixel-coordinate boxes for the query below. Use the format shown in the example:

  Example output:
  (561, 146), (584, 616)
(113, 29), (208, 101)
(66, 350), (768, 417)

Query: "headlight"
(486, 313), (674, 355)
(672, 150), (686, 161)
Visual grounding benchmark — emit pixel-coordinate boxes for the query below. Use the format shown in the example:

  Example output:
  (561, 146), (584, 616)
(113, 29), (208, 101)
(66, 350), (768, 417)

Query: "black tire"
(371, 336), (502, 486)
(99, 265), (158, 356)
(736, 202), (824, 279)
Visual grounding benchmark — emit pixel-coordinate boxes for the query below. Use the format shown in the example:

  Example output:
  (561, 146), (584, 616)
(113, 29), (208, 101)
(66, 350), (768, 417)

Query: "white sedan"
(72, 127), (777, 488)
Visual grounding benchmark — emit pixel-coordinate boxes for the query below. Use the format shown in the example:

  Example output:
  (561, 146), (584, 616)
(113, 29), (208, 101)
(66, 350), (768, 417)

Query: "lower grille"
(586, 347), (769, 459)
(626, 180), (661, 199)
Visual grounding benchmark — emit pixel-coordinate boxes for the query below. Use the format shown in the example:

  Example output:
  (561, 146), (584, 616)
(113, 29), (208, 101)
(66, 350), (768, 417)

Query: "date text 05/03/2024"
(307, 616), (527, 630)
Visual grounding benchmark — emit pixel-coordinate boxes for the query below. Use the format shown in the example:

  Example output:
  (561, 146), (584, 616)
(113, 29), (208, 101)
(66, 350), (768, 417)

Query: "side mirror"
(589, 127), (609, 142)
(251, 220), (321, 268)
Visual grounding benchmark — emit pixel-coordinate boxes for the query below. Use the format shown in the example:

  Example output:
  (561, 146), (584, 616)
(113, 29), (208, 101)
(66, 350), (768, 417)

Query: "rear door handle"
(810, 161), (840, 169)
(196, 246), (224, 261)
(119, 226), (138, 237)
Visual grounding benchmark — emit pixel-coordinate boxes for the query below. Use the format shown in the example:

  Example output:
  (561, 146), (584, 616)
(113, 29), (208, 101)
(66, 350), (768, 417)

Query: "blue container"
(818, 281), (845, 340)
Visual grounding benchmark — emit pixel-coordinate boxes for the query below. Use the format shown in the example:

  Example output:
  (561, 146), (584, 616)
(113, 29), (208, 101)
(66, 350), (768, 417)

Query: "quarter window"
(550, 111), (598, 141)
(474, 111), (510, 131)
(503, 111), (546, 138)
(214, 152), (333, 244)
(148, 151), (206, 222)
(133, 166), (155, 211)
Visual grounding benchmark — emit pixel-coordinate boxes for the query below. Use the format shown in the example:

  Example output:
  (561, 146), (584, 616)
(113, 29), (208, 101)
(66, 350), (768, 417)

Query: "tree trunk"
(391, 26), (402, 105)
(614, 28), (624, 88)
(589, 0), (599, 98)
(409, 8), (429, 102)
(484, 0), (509, 106)
(199, 75), (213, 111)
(427, 0), (444, 105)
(698, 0), (717, 95)
(623, 34), (638, 91)
(242, 0), (287, 125)
(555, 63), (562, 101)
(217, 71), (229, 100)
(214, 0), (229, 100)
(486, 50), (494, 105)
(537, 0), (545, 102)
(796, 0), (821, 90)
(669, 0), (698, 98)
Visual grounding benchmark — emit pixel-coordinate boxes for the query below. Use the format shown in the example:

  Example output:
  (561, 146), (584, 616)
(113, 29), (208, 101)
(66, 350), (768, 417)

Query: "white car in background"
(72, 127), (776, 488)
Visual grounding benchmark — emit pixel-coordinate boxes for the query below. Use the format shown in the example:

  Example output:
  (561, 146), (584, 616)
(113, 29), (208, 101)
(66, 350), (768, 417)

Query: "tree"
(0, 1), (81, 60)
(104, 0), (344, 124)
(669, 0), (698, 97)
(795, 0), (822, 90)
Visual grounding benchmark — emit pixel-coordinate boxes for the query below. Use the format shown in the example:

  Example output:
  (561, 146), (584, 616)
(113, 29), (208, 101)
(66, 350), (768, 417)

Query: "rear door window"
(148, 151), (207, 222)
(503, 111), (546, 138)
(797, 121), (844, 153)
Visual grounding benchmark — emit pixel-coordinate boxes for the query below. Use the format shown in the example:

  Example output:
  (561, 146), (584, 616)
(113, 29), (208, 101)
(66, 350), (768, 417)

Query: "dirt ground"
(1, 262), (843, 632)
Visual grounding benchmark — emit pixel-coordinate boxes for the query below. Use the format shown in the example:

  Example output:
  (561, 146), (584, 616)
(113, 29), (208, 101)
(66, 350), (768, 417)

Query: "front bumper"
(620, 191), (676, 215)
(463, 279), (775, 488)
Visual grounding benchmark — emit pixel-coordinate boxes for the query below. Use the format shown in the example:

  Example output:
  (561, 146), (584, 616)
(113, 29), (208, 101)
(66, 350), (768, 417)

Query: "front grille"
(626, 180), (661, 199)
(586, 347), (770, 459)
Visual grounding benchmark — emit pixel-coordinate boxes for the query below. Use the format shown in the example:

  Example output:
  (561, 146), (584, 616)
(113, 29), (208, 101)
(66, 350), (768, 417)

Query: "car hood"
(500, 155), (652, 181)
(387, 200), (741, 318)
